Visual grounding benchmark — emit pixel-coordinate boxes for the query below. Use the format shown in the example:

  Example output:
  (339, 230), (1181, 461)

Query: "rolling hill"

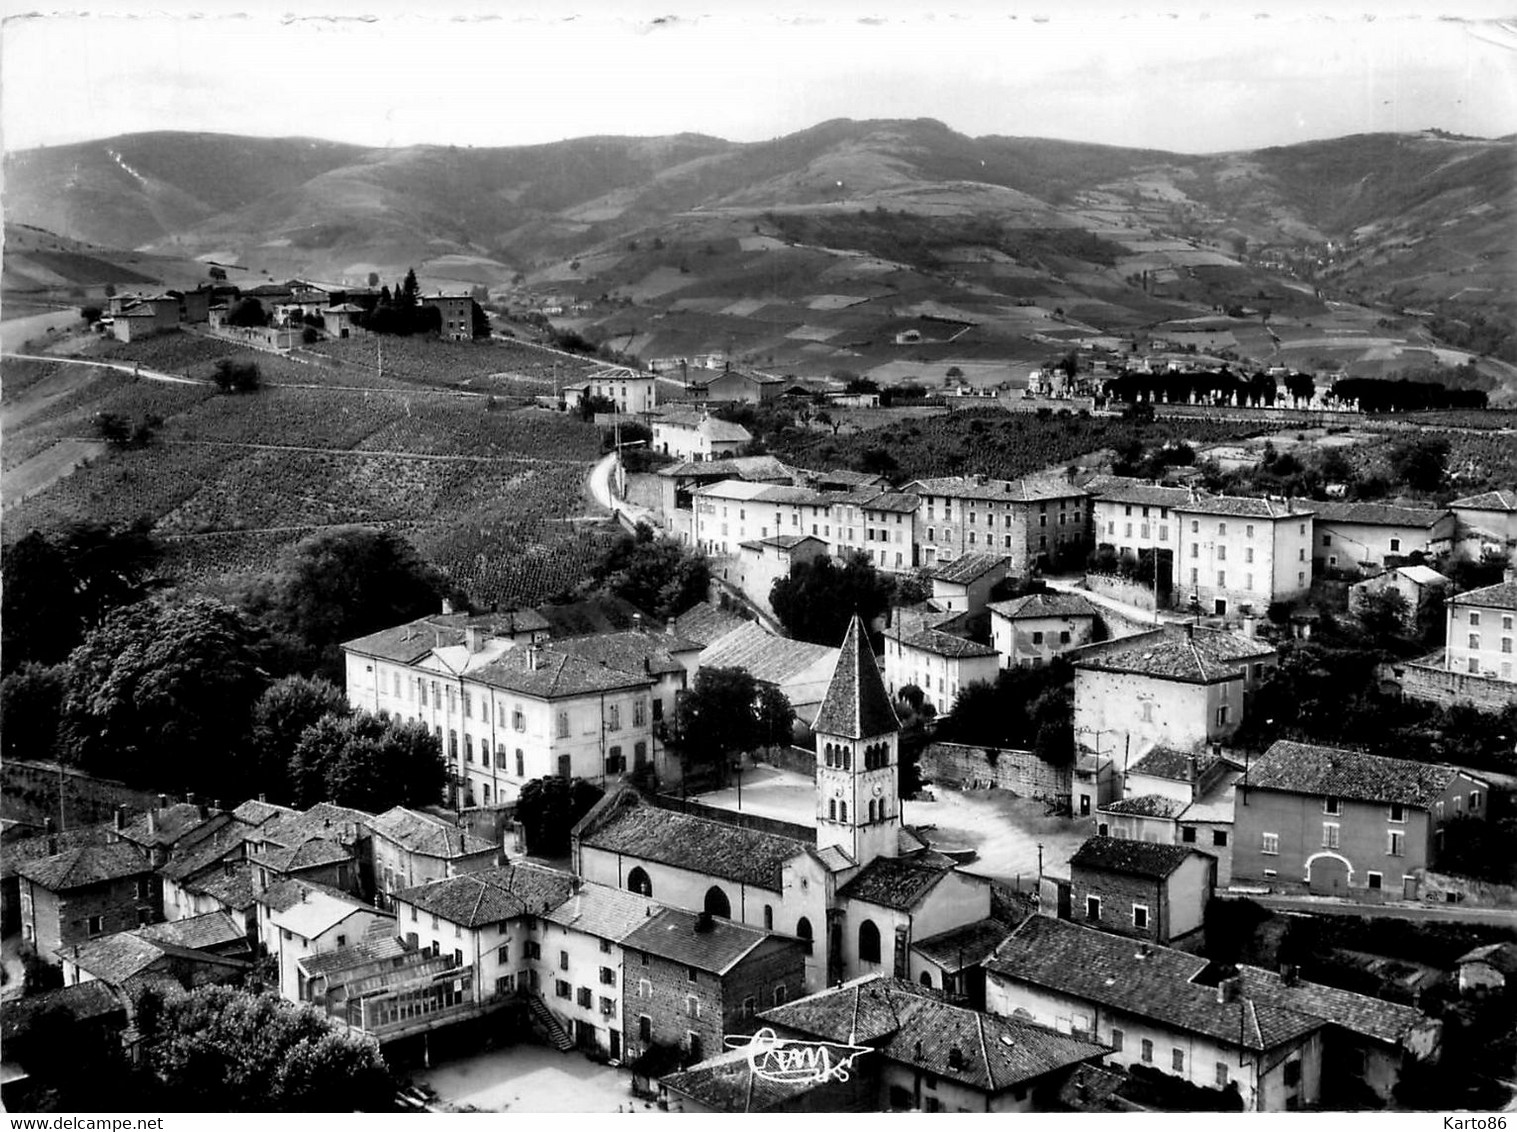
(6, 121), (1511, 379)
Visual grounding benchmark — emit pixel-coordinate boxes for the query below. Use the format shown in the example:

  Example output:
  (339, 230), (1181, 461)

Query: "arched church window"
(627, 867), (652, 897)
(858, 919), (881, 964)
(839, 802), (847, 822)
(704, 886), (731, 919)
(828, 799), (836, 821)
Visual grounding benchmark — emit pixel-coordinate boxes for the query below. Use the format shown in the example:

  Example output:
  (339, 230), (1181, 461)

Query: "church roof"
(811, 616), (899, 740)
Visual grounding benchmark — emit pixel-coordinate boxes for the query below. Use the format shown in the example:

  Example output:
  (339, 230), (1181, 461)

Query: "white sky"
(3, 0), (1516, 155)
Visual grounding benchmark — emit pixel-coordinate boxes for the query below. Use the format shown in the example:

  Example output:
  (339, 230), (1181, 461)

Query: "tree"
(288, 711), (445, 811)
(400, 268), (419, 306)
(516, 776), (605, 857)
(94, 410), (132, 446)
(1387, 436), (1450, 494)
(227, 297), (269, 328)
(243, 526), (455, 681)
(2, 530), (82, 671)
(771, 551), (892, 647)
(80, 304), (102, 324)
(367, 271), (380, 287)
(945, 366), (963, 380)
(138, 985), (391, 1111)
(592, 525), (710, 621)
(670, 667), (783, 783)
(471, 299), (491, 339)
(212, 357), (261, 393)
(755, 683), (797, 749)
(1356, 587), (1410, 644)
(0, 662), (66, 762)
(54, 518), (162, 631)
(252, 675), (351, 802)
(60, 598), (268, 798)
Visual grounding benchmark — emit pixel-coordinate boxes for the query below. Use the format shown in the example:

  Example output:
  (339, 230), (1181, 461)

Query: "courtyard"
(694, 764), (1089, 884)
(418, 1043), (665, 1113)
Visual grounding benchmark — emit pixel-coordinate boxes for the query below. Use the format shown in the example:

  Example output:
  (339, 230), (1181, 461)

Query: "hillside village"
(2, 31), (1516, 1112)
(4, 281), (1516, 1111)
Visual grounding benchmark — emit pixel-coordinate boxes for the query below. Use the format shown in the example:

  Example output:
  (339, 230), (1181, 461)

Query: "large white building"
(342, 611), (657, 807)
(652, 411), (752, 462)
(1444, 581), (1517, 682)
(1172, 497), (1314, 617)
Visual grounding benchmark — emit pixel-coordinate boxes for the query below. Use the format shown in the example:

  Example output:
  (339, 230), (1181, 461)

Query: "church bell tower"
(812, 615), (902, 866)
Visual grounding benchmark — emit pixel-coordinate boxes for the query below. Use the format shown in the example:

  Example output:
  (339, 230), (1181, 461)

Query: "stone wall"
(1386, 660), (1517, 711)
(624, 471), (665, 513)
(1084, 573), (1157, 611)
(919, 742), (1071, 804)
(760, 745), (818, 779)
(1416, 870), (1517, 908)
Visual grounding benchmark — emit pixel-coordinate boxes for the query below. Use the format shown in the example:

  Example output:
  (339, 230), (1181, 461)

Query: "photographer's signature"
(726, 1027), (871, 1084)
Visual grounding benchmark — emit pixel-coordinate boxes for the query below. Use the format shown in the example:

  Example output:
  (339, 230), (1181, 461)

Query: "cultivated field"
(2, 332), (617, 610)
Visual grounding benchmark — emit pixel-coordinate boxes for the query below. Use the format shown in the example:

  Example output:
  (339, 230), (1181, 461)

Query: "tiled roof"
(118, 803), (214, 849)
(231, 799), (297, 826)
(912, 917), (1017, 973)
(620, 907), (770, 974)
(581, 799), (806, 891)
(861, 492), (921, 514)
(393, 864), (575, 928)
(159, 822), (251, 883)
(297, 934), (412, 978)
(1306, 500), (1450, 528)
(887, 623), (999, 659)
(254, 875), (365, 914)
(341, 610), (549, 663)
(656, 412), (753, 442)
(700, 621), (836, 687)
(534, 596), (649, 638)
(1175, 495), (1313, 519)
(16, 841), (151, 891)
(470, 645), (651, 698)
(908, 475), (1086, 504)
(674, 602), (750, 648)
(249, 835), (352, 874)
(61, 931), (246, 986)
(1451, 489), (1517, 512)
(837, 855), (954, 912)
(1085, 476), (1194, 508)
(1128, 746), (1222, 783)
(753, 534), (824, 552)
(812, 615), (899, 740)
(659, 1046), (835, 1112)
(762, 976), (1108, 1094)
(1076, 626), (1272, 683)
(1098, 794), (1187, 819)
(1246, 741), (1468, 809)
(1451, 582), (1517, 611)
(989, 592), (1100, 621)
(987, 916), (1321, 1051)
(543, 881), (664, 942)
(256, 802), (372, 850)
(184, 861), (256, 910)
(655, 455), (792, 481)
(1394, 565), (1449, 587)
(547, 627), (702, 677)
(367, 808), (495, 859)
(270, 888), (377, 939)
(1236, 966), (1428, 1047)
(134, 911), (247, 952)
(2, 822), (115, 879)
(929, 553), (1007, 586)
(0, 981), (125, 1043)
(1070, 836), (1201, 880)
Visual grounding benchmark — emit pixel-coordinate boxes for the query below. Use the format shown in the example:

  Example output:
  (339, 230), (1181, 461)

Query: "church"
(573, 615), (993, 995)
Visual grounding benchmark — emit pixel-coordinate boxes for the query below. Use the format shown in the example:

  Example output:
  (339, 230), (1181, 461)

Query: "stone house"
(989, 591), (1100, 668)
(1096, 746), (1244, 886)
(1307, 501), (1456, 573)
(1064, 836), (1215, 945)
(17, 842), (157, 966)
(620, 907), (806, 1068)
(1232, 740), (1489, 899)
(366, 806), (498, 911)
(1172, 496), (1314, 617)
(1443, 580), (1517, 683)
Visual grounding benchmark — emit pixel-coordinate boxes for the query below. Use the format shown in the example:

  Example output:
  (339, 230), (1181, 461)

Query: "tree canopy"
(771, 551), (893, 646)
(288, 710), (445, 811)
(671, 667), (794, 783)
(938, 660), (1075, 764)
(134, 985), (392, 1111)
(243, 526), (456, 681)
(252, 674), (351, 802)
(59, 597), (269, 798)
(589, 523), (710, 621)
(516, 776), (605, 857)
(227, 297), (269, 328)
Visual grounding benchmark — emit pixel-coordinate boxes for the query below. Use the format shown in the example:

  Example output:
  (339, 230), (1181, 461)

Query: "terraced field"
(3, 333), (612, 610)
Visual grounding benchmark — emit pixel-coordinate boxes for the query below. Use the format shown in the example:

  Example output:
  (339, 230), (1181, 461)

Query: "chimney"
(214, 799), (224, 813)
(45, 817), (57, 856)
(114, 805), (127, 832)
(1281, 964), (1298, 987)
(259, 793), (267, 804)
(157, 794), (168, 809)
(1186, 621), (1195, 639)
(947, 1047), (964, 1070)
(632, 613), (644, 632)
(147, 810), (158, 837)
(187, 792), (196, 808)
(1189, 754), (1199, 783)
(695, 911), (714, 934)
(466, 626), (483, 654)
